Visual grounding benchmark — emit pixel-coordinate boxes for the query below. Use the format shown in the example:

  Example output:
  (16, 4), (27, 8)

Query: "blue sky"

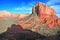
(0, 0), (60, 17)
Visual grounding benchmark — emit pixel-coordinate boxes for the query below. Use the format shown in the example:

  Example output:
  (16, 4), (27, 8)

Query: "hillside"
(0, 2), (60, 36)
(18, 2), (60, 36)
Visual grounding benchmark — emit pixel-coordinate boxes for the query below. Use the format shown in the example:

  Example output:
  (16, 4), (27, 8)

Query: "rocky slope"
(18, 2), (60, 36)
(19, 2), (60, 29)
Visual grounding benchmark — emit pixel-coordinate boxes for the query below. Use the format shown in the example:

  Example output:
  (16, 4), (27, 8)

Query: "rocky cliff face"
(18, 2), (60, 36)
(19, 2), (60, 29)
(32, 2), (57, 18)
(32, 2), (60, 29)
(32, 2), (57, 19)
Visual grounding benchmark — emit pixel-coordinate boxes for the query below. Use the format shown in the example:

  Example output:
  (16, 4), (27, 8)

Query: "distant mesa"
(0, 10), (29, 20)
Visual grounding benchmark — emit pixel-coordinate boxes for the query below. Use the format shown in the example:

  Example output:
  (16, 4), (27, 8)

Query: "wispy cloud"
(46, 0), (60, 17)
(14, 7), (32, 10)
(14, 1), (33, 13)
(51, 5), (60, 13)
(46, 0), (60, 5)
(13, 6), (32, 13)
(56, 14), (60, 18)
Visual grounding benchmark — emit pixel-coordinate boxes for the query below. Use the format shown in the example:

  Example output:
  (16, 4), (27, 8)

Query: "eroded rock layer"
(18, 2), (60, 36)
(32, 2), (60, 29)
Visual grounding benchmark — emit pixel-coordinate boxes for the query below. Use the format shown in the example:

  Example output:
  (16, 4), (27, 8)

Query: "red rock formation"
(32, 2), (60, 29)
(32, 2), (57, 19)
(57, 18), (60, 25)
(19, 2), (60, 30)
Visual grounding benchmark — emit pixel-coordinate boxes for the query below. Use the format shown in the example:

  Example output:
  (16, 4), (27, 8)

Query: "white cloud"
(46, 0), (60, 5)
(56, 14), (60, 18)
(46, 0), (60, 18)
(50, 5), (60, 18)
(50, 5), (60, 13)
(14, 7), (32, 10)
(13, 7), (32, 13)
(51, 5), (60, 18)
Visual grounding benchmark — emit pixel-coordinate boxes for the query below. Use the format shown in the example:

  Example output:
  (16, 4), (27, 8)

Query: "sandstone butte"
(19, 2), (60, 31)
(32, 2), (60, 28)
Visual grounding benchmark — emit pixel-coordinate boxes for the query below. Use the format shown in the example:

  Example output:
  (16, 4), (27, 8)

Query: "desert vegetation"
(0, 24), (60, 40)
